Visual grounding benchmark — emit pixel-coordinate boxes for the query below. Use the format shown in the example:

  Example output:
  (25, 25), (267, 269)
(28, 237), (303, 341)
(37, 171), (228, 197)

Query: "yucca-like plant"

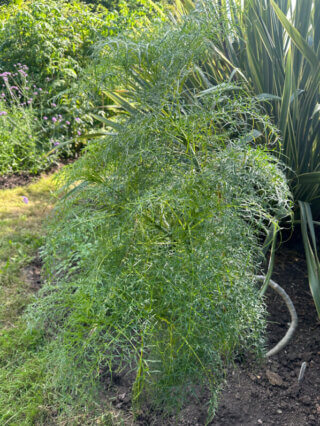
(164, 0), (320, 316)
(223, 0), (320, 317)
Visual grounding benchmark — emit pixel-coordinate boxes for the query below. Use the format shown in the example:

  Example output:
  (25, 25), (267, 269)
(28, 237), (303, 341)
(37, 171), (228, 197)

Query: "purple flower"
(66, 121), (70, 125)
(75, 117), (80, 123)
(22, 196), (29, 204)
(0, 111), (7, 116)
(52, 117), (57, 122)
(43, 116), (48, 120)
(51, 103), (57, 107)
(77, 131), (81, 136)
(54, 141), (60, 146)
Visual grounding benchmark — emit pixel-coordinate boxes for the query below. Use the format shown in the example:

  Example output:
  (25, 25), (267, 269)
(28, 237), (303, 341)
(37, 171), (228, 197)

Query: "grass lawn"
(0, 175), (57, 425)
(0, 173), (126, 425)
(0, 175), (57, 329)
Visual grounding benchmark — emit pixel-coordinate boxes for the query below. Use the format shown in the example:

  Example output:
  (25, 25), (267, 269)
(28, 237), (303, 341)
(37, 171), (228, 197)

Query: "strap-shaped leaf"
(299, 201), (320, 317)
(91, 114), (123, 131)
(270, 0), (319, 68)
(297, 171), (320, 185)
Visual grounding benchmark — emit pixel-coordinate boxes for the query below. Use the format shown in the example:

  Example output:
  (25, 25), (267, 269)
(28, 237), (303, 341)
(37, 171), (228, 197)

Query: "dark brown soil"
(0, 172), (37, 189)
(24, 255), (43, 292)
(0, 159), (74, 190)
(104, 248), (320, 425)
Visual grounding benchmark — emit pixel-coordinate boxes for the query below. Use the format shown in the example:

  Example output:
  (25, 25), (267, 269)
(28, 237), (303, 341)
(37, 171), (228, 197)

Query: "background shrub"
(0, 102), (50, 174)
(0, 0), (162, 169)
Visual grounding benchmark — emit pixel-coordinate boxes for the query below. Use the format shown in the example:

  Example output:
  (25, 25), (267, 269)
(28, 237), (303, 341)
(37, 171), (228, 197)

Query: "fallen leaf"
(266, 370), (283, 386)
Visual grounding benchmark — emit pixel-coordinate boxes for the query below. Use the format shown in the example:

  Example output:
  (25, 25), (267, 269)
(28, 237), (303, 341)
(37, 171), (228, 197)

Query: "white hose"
(256, 275), (298, 357)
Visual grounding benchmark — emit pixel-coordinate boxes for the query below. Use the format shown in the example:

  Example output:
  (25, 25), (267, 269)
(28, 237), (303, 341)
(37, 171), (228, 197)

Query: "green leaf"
(312, 103), (320, 119)
(297, 172), (320, 185)
(299, 201), (320, 317)
(270, 0), (319, 68)
(256, 93), (281, 102)
(90, 114), (123, 131)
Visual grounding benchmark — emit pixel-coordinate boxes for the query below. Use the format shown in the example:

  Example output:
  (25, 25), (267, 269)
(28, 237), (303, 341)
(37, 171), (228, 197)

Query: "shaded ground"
(0, 160), (74, 190)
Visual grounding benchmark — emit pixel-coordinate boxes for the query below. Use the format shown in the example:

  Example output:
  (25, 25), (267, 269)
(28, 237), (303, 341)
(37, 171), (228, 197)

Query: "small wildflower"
(75, 117), (81, 123)
(52, 117), (57, 122)
(66, 121), (70, 125)
(54, 141), (60, 146)
(51, 103), (57, 107)
(43, 116), (48, 120)
(0, 111), (7, 116)
(77, 131), (81, 136)
(22, 196), (29, 204)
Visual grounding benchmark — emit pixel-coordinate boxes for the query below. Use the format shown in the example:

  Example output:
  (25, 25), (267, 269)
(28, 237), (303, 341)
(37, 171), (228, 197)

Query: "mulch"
(0, 159), (74, 190)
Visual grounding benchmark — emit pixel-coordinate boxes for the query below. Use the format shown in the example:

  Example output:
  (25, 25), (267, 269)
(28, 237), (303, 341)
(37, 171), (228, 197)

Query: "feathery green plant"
(25, 8), (291, 422)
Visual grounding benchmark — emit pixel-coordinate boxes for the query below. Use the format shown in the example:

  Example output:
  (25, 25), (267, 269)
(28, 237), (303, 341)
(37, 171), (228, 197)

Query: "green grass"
(0, 175), (56, 327)
(0, 175), (55, 425)
(0, 175), (125, 425)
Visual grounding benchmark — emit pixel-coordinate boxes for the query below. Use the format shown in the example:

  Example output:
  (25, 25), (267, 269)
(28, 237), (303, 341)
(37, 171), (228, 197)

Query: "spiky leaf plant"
(165, 0), (320, 317)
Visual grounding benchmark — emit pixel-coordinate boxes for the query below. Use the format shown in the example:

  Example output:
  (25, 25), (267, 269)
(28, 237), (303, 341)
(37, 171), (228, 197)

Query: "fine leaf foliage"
(25, 5), (292, 421)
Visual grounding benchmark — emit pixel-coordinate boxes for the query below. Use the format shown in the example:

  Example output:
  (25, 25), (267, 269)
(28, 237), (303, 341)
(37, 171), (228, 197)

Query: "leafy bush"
(0, 103), (49, 174)
(23, 5), (291, 422)
(0, 0), (161, 166)
(0, 0), (111, 82)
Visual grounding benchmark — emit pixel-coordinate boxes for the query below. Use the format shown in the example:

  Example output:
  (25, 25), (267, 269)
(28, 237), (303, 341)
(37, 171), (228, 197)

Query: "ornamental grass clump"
(25, 5), (291, 422)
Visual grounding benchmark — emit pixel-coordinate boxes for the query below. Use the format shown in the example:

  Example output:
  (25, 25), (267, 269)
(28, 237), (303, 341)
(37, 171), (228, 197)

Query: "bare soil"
(0, 160), (74, 190)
